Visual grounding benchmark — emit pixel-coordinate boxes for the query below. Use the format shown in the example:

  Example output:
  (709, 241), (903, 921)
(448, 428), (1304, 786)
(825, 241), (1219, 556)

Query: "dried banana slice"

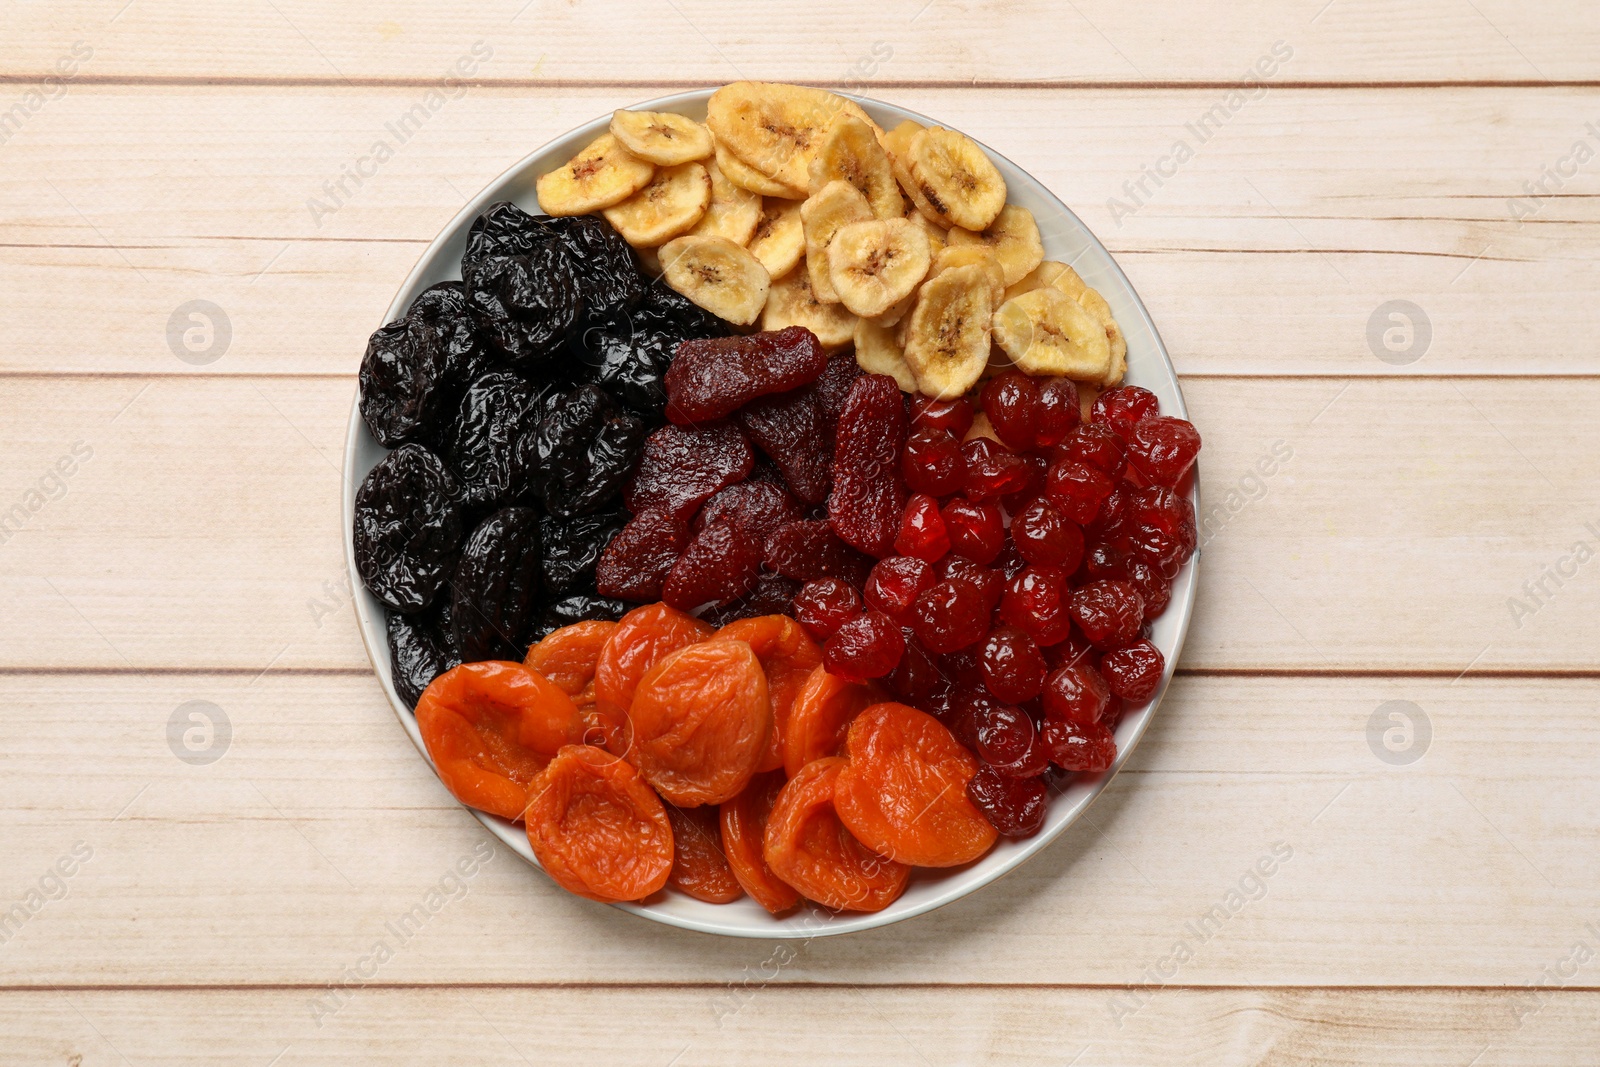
(1004, 259), (1075, 303)
(904, 207), (948, 258)
(706, 81), (868, 196)
(659, 234), (771, 326)
(602, 162), (712, 247)
(801, 179), (874, 304)
(687, 159), (762, 245)
(609, 109), (715, 166)
(1076, 287), (1128, 386)
(761, 268), (858, 351)
(905, 126), (1007, 232)
(715, 139), (802, 198)
(535, 133), (656, 216)
(853, 316), (918, 392)
(747, 198), (805, 280)
(827, 217), (932, 318)
(992, 287), (1110, 380)
(931, 245), (1006, 309)
(1049, 263), (1088, 300)
(869, 288), (917, 329)
(902, 264), (993, 399)
(809, 114), (904, 220)
(947, 204), (1043, 287)
(880, 119), (925, 167)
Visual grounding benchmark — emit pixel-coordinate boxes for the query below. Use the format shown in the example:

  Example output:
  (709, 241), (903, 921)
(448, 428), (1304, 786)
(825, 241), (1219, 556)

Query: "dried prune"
(449, 507), (543, 663)
(661, 516), (764, 611)
(534, 385), (646, 517)
(354, 443), (464, 612)
(625, 423), (754, 521)
(387, 603), (461, 709)
(736, 385), (833, 504)
(634, 281), (730, 339)
(442, 371), (540, 512)
(828, 374), (908, 558)
(359, 283), (491, 448)
(464, 240), (583, 371)
(462, 200), (553, 270)
(693, 480), (805, 543)
(583, 318), (678, 417)
(554, 214), (645, 327)
(595, 508), (688, 602)
(665, 326), (828, 424)
(534, 594), (628, 640)
(764, 519), (873, 585)
(540, 511), (627, 596)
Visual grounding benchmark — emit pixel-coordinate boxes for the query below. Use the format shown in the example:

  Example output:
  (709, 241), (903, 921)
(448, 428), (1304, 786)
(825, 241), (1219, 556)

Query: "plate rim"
(341, 87), (1199, 939)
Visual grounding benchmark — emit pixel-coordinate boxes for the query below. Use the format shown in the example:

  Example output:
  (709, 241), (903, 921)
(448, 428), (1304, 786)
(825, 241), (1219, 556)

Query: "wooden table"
(3, 3), (1597, 1062)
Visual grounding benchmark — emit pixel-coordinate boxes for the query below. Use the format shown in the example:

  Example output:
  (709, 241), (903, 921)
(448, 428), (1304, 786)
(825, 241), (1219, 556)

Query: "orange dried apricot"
(628, 640), (770, 805)
(833, 703), (997, 867)
(719, 770), (801, 915)
(782, 667), (886, 777)
(525, 620), (616, 740)
(525, 745), (673, 903)
(415, 661), (587, 821)
(711, 615), (822, 772)
(763, 756), (909, 912)
(665, 804), (744, 904)
(592, 603), (713, 755)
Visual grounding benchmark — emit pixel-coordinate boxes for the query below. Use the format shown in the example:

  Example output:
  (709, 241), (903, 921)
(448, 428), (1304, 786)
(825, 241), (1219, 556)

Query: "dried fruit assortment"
(359, 83), (1202, 920)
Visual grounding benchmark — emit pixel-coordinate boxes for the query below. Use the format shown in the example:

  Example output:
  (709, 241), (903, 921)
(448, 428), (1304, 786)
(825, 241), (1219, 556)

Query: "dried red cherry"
(894, 493), (951, 562)
(1033, 377), (1081, 448)
(1011, 497), (1085, 571)
(864, 556), (934, 622)
(1068, 579), (1145, 650)
(937, 557), (1003, 613)
(980, 626), (1047, 704)
(911, 577), (989, 654)
(940, 498), (1004, 564)
(1127, 416), (1202, 487)
(1100, 639), (1165, 703)
(823, 609), (906, 681)
(1041, 717), (1117, 773)
(901, 427), (966, 496)
(967, 767), (1048, 837)
(792, 578), (862, 640)
(1092, 386), (1160, 441)
(1059, 423), (1126, 477)
(886, 631), (944, 706)
(971, 701), (1049, 779)
(961, 438), (1031, 501)
(1045, 458), (1114, 524)
(980, 372), (1040, 451)
(1042, 662), (1111, 727)
(910, 395), (974, 437)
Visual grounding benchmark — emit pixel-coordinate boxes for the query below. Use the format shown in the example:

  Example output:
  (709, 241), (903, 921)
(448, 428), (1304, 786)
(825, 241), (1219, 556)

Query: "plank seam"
(1, 76), (1597, 90)
(0, 982), (1593, 993)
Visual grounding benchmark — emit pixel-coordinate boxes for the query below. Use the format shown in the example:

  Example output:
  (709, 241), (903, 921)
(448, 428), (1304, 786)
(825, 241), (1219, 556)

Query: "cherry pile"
(594, 326), (1200, 842)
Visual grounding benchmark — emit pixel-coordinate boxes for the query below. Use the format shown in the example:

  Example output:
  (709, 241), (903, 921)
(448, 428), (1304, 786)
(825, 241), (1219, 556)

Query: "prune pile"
(355, 204), (730, 705)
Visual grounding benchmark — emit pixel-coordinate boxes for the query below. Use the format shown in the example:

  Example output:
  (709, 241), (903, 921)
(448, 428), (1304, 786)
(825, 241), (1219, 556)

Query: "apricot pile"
(415, 602), (998, 911)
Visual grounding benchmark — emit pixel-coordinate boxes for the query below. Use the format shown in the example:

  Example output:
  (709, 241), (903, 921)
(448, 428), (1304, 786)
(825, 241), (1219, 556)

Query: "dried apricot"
(719, 770), (801, 914)
(763, 756), (909, 912)
(833, 703), (997, 867)
(628, 640), (770, 805)
(666, 804), (744, 904)
(592, 603), (713, 755)
(711, 615), (823, 773)
(783, 667), (886, 777)
(415, 661), (587, 821)
(524, 620), (616, 734)
(524, 745), (673, 903)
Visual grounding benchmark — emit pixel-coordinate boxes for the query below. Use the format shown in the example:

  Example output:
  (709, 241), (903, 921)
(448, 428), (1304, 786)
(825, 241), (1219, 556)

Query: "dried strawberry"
(828, 374), (907, 558)
(595, 508), (688, 602)
(693, 480), (805, 543)
(764, 519), (873, 585)
(737, 386), (833, 504)
(662, 516), (764, 611)
(625, 422), (754, 521)
(703, 572), (802, 628)
(812, 348), (864, 434)
(664, 325), (828, 424)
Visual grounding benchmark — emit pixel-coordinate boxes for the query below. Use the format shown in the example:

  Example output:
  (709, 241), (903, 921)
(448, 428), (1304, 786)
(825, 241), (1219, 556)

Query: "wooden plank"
(0, 672), (1594, 986)
(0, 86), (1595, 376)
(2, 0), (1596, 84)
(4, 986), (1596, 1066)
(1, 375), (1594, 673)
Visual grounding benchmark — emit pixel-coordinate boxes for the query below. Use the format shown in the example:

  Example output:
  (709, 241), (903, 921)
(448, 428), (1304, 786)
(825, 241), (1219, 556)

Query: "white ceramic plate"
(343, 89), (1198, 939)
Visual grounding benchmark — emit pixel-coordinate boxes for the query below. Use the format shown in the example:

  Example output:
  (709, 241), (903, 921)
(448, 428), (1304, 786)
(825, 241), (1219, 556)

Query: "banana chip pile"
(535, 82), (1127, 400)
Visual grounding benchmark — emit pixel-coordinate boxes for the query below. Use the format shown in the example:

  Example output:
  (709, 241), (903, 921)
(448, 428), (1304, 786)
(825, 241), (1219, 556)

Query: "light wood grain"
(2, 0), (1595, 84)
(0, 87), (1594, 376)
(1, 375), (1593, 673)
(2, 672), (1593, 986)
(5, 986), (1597, 1066)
